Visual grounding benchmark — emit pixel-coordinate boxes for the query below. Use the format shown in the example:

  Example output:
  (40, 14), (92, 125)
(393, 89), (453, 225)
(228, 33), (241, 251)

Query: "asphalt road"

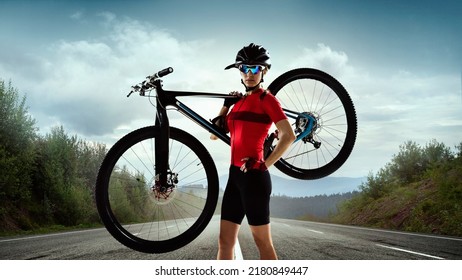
(1, 216), (461, 260)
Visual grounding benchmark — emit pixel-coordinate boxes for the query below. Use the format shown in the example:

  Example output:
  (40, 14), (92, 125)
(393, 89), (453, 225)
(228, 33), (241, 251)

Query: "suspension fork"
(154, 98), (170, 187)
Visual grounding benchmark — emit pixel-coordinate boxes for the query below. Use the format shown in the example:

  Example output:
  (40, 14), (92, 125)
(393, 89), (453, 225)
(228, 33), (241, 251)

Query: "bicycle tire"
(267, 68), (357, 179)
(95, 126), (219, 253)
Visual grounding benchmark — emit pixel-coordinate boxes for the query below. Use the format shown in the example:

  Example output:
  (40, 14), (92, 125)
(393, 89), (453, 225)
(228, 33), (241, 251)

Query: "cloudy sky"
(1, 0), (461, 185)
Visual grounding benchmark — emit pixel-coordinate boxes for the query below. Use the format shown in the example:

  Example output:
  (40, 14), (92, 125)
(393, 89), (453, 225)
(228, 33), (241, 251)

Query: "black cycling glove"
(223, 92), (242, 108)
(210, 115), (229, 134)
(240, 158), (267, 173)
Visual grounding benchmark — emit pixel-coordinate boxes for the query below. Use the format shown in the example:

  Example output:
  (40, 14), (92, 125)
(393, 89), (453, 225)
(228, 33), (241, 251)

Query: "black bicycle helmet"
(225, 43), (271, 70)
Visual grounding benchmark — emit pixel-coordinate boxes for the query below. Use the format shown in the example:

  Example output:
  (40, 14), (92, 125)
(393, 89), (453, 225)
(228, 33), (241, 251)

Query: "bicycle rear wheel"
(95, 126), (218, 253)
(267, 68), (357, 179)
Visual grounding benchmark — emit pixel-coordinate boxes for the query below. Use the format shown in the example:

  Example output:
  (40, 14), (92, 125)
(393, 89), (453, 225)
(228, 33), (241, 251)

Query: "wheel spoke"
(268, 68), (357, 179)
(96, 127), (218, 253)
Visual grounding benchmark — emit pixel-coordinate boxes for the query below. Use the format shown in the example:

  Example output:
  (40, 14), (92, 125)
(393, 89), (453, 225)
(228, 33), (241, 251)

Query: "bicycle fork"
(153, 101), (177, 199)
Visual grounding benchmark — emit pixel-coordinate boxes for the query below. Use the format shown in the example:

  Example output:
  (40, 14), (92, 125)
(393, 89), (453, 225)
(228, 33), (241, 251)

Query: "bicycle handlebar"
(127, 67), (174, 97)
(156, 67), (174, 78)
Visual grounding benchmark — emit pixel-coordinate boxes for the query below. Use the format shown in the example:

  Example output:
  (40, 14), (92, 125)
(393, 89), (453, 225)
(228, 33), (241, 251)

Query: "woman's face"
(240, 65), (267, 89)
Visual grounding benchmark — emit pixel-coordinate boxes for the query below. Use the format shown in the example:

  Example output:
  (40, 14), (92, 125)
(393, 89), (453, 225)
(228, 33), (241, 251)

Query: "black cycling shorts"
(220, 165), (272, 226)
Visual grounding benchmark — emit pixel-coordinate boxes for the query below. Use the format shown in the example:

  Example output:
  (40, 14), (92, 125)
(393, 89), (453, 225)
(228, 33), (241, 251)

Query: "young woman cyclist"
(211, 43), (296, 260)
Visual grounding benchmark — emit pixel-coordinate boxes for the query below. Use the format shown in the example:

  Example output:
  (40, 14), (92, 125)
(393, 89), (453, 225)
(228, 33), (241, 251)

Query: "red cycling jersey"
(226, 88), (287, 167)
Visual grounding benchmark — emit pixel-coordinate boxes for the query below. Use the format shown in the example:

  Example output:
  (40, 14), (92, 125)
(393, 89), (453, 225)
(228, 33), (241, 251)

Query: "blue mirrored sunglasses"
(239, 65), (264, 75)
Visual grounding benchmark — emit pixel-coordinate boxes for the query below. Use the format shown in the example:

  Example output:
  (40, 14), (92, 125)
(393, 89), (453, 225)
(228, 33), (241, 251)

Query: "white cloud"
(97, 11), (116, 25)
(11, 16), (231, 138)
(347, 69), (461, 175)
(288, 43), (351, 78)
(281, 43), (462, 176)
(70, 11), (84, 21)
(2, 13), (460, 179)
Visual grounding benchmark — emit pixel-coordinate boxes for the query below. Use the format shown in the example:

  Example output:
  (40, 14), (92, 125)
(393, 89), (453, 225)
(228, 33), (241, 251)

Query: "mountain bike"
(95, 67), (357, 253)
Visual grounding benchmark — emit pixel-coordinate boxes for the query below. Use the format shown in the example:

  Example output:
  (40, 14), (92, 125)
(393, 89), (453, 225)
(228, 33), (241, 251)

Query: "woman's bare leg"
(217, 219), (240, 260)
(250, 223), (277, 260)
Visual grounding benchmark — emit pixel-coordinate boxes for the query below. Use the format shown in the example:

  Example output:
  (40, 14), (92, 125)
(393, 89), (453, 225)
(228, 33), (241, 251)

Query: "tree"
(388, 141), (424, 184)
(33, 126), (105, 226)
(0, 80), (37, 218)
(1, 79), (108, 231)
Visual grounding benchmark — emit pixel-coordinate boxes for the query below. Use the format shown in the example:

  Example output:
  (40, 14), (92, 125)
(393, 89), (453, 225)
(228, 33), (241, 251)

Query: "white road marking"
(0, 228), (104, 243)
(376, 244), (445, 260)
(307, 229), (324, 234)
(281, 222), (323, 234)
(305, 221), (462, 242)
(234, 238), (244, 260)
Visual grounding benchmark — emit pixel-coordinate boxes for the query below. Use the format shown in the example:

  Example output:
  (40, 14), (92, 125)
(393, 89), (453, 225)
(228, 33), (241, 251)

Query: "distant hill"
(270, 192), (358, 220)
(219, 173), (365, 197)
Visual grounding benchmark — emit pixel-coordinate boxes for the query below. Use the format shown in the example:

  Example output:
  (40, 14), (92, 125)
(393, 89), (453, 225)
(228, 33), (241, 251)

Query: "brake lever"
(127, 85), (141, 97)
(127, 67), (172, 98)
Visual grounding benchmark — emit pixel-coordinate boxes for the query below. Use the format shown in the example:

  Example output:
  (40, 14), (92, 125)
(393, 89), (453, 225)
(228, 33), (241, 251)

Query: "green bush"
(1, 79), (106, 232)
(333, 139), (462, 237)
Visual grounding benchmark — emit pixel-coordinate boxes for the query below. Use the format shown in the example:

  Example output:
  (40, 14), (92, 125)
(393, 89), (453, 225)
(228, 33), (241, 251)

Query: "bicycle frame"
(151, 79), (231, 186)
(154, 80), (231, 144)
(150, 78), (317, 187)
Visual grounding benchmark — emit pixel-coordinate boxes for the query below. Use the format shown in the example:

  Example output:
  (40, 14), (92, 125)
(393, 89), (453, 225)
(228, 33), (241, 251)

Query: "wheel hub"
(150, 170), (178, 205)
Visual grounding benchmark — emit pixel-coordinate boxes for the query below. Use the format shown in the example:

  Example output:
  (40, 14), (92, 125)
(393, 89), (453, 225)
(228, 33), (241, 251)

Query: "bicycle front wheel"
(95, 126), (219, 253)
(268, 68), (357, 179)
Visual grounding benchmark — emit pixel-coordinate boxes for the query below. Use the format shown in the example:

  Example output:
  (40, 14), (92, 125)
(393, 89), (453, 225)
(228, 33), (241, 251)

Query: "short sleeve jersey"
(226, 88), (287, 167)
